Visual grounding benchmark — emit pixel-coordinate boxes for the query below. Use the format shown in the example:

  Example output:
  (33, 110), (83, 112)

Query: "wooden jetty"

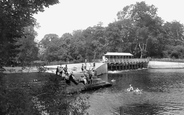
(107, 58), (149, 71)
(65, 78), (112, 94)
(81, 80), (112, 92)
(103, 52), (149, 71)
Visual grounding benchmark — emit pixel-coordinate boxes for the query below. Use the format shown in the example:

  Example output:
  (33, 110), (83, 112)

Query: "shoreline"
(2, 60), (184, 74)
(148, 61), (184, 69)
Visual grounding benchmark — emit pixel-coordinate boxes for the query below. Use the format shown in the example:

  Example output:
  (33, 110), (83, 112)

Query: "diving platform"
(65, 77), (112, 94)
(102, 52), (149, 71)
(106, 58), (149, 71)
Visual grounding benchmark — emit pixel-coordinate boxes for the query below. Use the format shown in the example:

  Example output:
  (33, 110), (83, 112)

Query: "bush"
(0, 73), (69, 114)
(163, 45), (184, 59)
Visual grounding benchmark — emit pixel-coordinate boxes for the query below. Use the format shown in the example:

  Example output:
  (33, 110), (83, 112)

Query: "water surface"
(70, 69), (184, 115)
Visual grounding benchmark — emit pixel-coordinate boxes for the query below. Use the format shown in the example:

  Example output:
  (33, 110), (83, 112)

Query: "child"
(127, 84), (134, 92)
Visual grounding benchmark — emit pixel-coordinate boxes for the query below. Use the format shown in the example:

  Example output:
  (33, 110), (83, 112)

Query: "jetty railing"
(106, 58), (150, 71)
(106, 58), (149, 64)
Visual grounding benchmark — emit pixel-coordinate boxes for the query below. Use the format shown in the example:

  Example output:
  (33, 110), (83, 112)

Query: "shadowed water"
(70, 69), (184, 115)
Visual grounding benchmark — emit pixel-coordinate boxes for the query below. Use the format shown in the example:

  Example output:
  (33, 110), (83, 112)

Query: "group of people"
(56, 65), (78, 85)
(56, 63), (96, 85)
(127, 84), (142, 94)
(80, 63), (96, 85)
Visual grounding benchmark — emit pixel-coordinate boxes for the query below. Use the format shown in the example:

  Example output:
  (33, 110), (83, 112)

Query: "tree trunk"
(93, 51), (96, 61)
(139, 43), (143, 58)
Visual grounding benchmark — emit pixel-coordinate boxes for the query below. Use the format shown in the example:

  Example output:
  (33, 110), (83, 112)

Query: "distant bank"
(148, 61), (184, 69)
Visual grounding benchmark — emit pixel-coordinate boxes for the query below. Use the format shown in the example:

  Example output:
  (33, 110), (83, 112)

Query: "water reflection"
(71, 69), (184, 115)
(119, 103), (164, 115)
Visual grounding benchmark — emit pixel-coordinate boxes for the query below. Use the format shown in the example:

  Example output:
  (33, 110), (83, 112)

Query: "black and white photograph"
(1, 0), (184, 115)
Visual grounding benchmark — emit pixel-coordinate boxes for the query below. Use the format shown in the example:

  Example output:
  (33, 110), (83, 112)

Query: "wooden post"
(120, 63), (123, 70)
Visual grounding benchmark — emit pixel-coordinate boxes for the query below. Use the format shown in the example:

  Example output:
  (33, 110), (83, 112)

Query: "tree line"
(0, 0), (59, 66)
(1, 1), (184, 66)
(39, 1), (184, 63)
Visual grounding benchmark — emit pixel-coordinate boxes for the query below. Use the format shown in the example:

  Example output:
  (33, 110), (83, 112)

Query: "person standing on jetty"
(81, 64), (84, 71)
(63, 64), (68, 73)
(56, 66), (63, 76)
(80, 63), (95, 84)
(56, 66), (59, 75)
(56, 64), (78, 85)
(81, 63), (87, 71)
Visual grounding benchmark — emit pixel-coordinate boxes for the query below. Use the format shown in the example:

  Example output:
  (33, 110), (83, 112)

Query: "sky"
(33, 0), (184, 41)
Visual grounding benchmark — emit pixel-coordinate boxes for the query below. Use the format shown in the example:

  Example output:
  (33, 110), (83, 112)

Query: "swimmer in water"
(127, 84), (134, 92)
(133, 88), (142, 94)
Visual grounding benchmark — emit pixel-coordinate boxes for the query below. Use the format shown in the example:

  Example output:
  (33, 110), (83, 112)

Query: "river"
(69, 69), (184, 115)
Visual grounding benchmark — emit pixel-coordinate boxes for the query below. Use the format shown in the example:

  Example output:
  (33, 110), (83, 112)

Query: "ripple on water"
(70, 69), (184, 115)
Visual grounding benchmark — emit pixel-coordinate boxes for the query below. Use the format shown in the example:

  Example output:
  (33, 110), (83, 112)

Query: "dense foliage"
(1, 1), (184, 65)
(39, 1), (184, 62)
(0, 0), (59, 66)
(16, 26), (39, 66)
(0, 73), (70, 115)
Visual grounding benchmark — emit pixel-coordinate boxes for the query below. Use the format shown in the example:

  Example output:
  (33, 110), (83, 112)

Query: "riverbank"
(1, 71), (111, 94)
(3, 59), (184, 75)
(148, 61), (184, 69)
(0, 72), (72, 114)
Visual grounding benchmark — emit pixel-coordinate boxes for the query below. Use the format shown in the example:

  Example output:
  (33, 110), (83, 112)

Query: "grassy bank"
(0, 72), (70, 115)
(150, 58), (184, 63)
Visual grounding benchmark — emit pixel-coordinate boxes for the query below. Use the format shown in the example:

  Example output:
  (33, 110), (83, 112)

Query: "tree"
(118, 19), (137, 53)
(70, 30), (86, 62)
(117, 1), (163, 58)
(60, 33), (73, 62)
(90, 25), (106, 60)
(146, 37), (161, 57)
(163, 45), (184, 59)
(160, 21), (184, 58)
(163, 21), (184, 46)
(39, 34), (59, 49)
(16, 26), (39, 65)
(0, 0), (59, 65)
(105, 21), (123, 52)
(39, 34), (61, 62)
(82, 27), (95, 61)
(80, 25), (107, 61)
